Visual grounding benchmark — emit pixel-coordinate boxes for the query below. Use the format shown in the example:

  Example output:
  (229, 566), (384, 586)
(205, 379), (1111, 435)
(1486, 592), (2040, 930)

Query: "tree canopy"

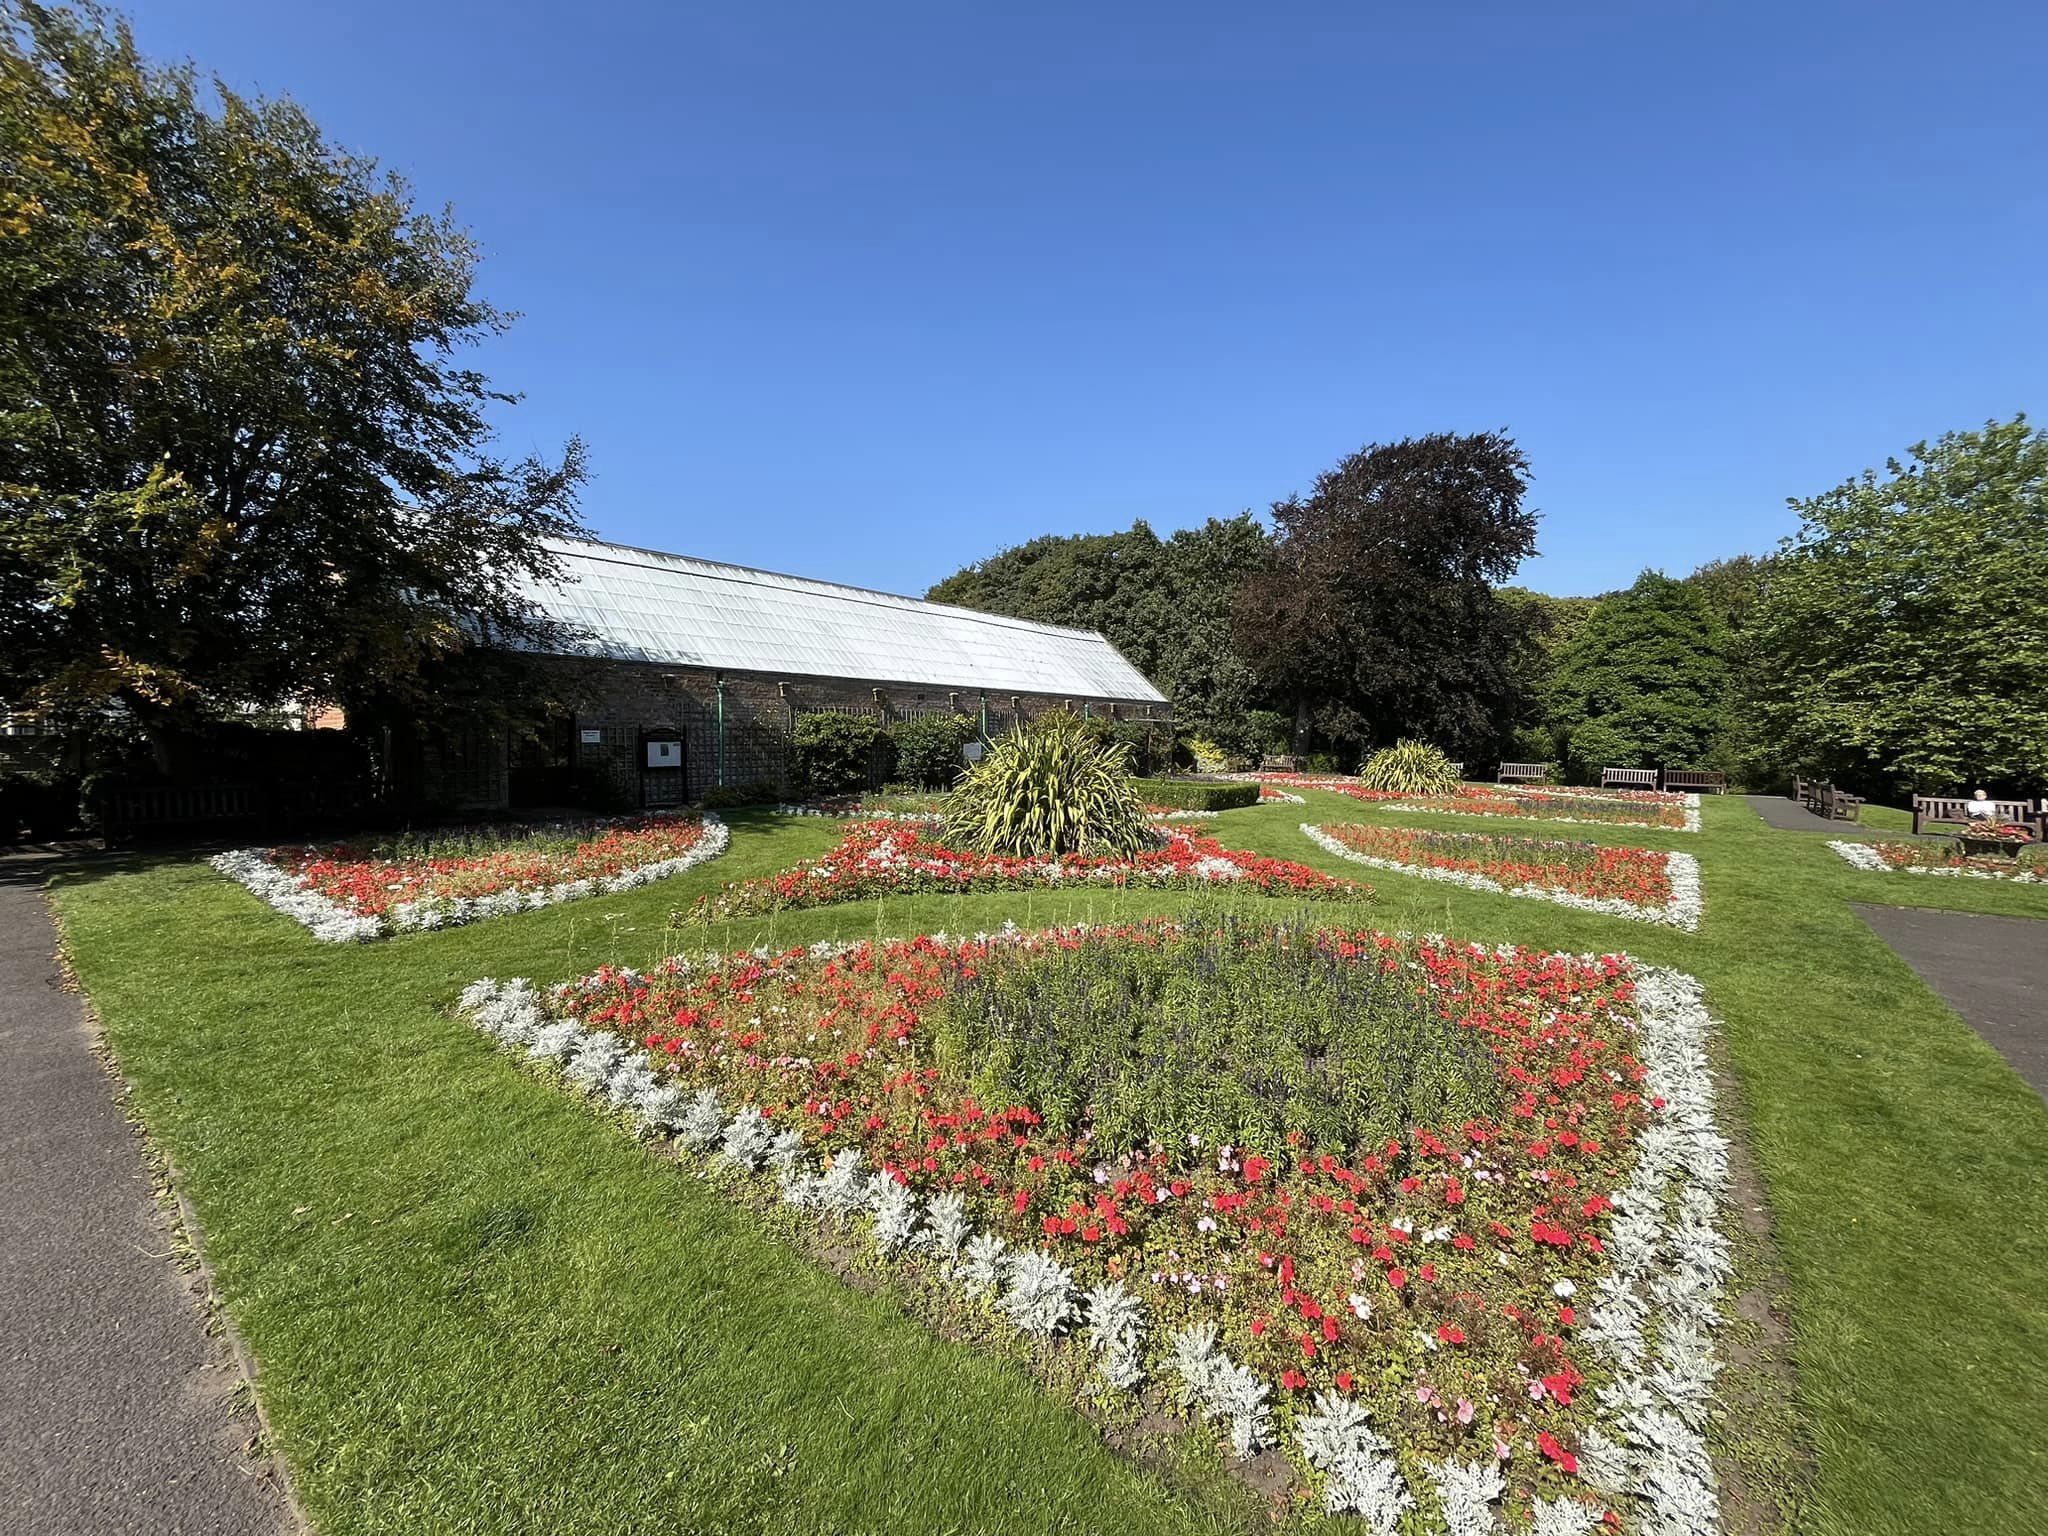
(0, 2), (586, 765)
(1739, 415), (2048, 793)
(927, 515), (1270, 751)
(1232, 431), (1538, 758)
(1545, 571), (1732, 779)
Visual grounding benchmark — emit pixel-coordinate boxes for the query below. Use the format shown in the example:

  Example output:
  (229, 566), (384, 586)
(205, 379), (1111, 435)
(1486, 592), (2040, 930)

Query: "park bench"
(1498, 761), (1551, 785)
(1600, 767), (1659, 790)
(1259, 755), (1303, 774)
(1911, 794), (2038, 836)
(1662, 769), (1727, 794)
(1814, 785), (1865, 821)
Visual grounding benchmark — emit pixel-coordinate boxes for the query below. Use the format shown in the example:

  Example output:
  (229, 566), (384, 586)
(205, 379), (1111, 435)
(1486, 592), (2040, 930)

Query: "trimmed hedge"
(1131, 778), (1260, 812)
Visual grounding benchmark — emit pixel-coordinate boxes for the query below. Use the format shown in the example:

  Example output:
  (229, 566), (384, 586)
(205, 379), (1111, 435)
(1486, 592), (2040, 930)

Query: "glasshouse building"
(438, 537), (1171, 810)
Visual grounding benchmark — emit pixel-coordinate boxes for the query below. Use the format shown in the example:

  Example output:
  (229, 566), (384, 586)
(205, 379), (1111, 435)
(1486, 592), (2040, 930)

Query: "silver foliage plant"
(1083, 1281), (1147, 1391)
(1428, 1456), (1506, 1536)
(958, 1232), (1007, 1291)
(1167, 1322), (1273, 1459)
(997, 1249), (1078, 1336)
(719, 1107), (775, 1170)
(867, 1175), (922, 1257)
(1295, 1391), (1410, 1532)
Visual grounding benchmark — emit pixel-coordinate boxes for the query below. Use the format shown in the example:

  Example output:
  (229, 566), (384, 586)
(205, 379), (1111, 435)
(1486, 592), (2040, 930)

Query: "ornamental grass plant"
(1357, 740), (1462, 796)
(944, 712), (1151, 857)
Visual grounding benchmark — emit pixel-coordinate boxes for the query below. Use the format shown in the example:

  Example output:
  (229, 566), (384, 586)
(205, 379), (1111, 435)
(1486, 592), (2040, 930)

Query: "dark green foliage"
(927, 517), (1271, 754)
(1130, 778), (1259, 812)
(789, 713), (885, 797)
(0, 768), (81, 838)
(929, 907), (1503, 1161)
(1357, 740), (1462, 795)
(0, 5), (587, 767)
(942, 713), (1149, 857)
(1547, 571), (1733, 782)
(700, 780), (778, 809)
(1739, 416), (2048, 793)
(1233, 431), (1538, 760)
(888, 714), (978, 789)
(1244, 710), (1293, 757)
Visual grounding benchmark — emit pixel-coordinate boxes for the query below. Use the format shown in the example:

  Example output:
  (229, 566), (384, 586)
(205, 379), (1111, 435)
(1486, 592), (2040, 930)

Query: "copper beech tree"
(1232, 430), (1539, 761)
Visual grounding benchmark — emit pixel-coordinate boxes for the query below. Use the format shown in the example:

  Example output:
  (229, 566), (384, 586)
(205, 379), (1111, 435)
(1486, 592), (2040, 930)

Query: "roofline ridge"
(546, 534), (1116, 643)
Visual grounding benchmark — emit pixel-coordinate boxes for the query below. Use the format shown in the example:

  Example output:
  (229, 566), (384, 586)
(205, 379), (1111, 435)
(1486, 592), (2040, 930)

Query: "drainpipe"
(978, 692), (988, 738)
(715, 675), (727, 787)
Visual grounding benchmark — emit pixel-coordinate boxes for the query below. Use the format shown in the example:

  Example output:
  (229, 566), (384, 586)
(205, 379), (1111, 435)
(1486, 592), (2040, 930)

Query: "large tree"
(1495, 586), (1603, 762)
(1545, 571), (1732, 780)
(0, 3), (586, 769)
(1232, 431), (1538, 759)
(1739, 416), (2048, 793)
(927, 515), (1272, 751)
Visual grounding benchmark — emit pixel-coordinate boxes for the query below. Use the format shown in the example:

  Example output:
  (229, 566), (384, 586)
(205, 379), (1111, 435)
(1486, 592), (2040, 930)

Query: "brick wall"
(559, 660), (1171, 808)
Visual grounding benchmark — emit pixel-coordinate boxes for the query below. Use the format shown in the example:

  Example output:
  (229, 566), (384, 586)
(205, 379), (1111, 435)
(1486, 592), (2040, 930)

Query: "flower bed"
(683, 820), (1364, 922)
(459, 915), (1730, 1533)
(1229, 773), (1410, 803)
(1304, 824), (1703, 931)
(1386, 787), (1701, 834)
(1828, 838), (2046, 884)
(213, 811), (729, 941)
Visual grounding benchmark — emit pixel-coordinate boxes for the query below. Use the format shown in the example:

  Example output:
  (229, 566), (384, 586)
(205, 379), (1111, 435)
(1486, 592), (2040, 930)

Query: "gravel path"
(1743, 793), (1854, 833)
(1856, 902), (2048, 1101)
(0, 856), (298, 1536)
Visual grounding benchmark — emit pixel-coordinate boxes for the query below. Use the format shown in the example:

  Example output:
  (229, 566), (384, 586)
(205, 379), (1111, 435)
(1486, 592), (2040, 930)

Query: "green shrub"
(1357, 739), (1462, 795)
(942, 712), (1149, 857)
(789, 712), (886, 797)
(1306, 751), (1338, 773)
(0, 770), (81, 839)
(929, 905), (1502, 1159)
(888, 714), (979, 789)
(1562, 719), (1639, 786)
(1131, 778), (1259, 812)
(700, 780), (777, 809)
(1179, 733), (1230, 773)
(1245, 709), (1293, 756)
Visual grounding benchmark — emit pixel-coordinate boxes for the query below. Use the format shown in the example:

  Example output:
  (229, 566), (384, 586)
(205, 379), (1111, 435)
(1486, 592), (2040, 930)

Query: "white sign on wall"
(645, 739), (681, 768)
(580, 728), (602, 746)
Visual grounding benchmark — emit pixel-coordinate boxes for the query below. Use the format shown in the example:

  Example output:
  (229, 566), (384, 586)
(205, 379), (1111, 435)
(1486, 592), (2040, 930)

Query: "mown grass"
(47, 795), (2048, 1536)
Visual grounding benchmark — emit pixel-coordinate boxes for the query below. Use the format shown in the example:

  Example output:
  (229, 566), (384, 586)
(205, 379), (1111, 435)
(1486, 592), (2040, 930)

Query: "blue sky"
(131, 1), (2044, 597)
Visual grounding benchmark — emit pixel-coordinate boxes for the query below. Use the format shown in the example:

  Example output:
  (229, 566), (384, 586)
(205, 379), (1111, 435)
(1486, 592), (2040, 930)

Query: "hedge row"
(1130, 778), (1260, 812)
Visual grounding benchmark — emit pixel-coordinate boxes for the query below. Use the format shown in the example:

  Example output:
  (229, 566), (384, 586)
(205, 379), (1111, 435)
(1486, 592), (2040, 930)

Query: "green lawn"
(48, 794), (2048, 1536)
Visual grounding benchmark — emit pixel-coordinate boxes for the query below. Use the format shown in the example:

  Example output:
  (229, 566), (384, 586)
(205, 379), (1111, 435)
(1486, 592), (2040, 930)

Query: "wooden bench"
(1498, 761), (1551, 785)
(1662, 769), (1727, 794)
(1815, 785), (1865, 821)
(1600, 767), (1659, 790)
(1912, 794), (2038, 836)
(1259, 755), (1303, 774)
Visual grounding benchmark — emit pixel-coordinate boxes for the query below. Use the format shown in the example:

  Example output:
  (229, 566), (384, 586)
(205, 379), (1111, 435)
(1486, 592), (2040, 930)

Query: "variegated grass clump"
(1357, 738), (1461, 796)
(942, 711), (1151, 858)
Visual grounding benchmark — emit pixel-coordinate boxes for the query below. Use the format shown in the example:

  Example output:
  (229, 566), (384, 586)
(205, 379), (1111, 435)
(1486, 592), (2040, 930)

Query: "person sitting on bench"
(1965, 789), (2003, 822)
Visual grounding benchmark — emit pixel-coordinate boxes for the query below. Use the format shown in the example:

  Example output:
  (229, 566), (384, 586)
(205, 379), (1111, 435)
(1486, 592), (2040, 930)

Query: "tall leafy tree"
(1232, 431), (1538, 758)
(0, 2), (587, 769)
(1545, 571), (1731, 779)
(1496, 586), (1602, 760)
(1740, 416), (2048, 792)
(928, 515), (1271, 750)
